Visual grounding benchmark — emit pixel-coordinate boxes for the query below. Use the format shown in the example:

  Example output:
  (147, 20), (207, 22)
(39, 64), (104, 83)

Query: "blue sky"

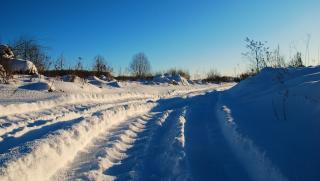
(1, 0), (320, 76)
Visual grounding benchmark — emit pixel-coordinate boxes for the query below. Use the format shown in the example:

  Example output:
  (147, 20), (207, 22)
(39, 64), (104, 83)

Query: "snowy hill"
(218, 66), (320, 181)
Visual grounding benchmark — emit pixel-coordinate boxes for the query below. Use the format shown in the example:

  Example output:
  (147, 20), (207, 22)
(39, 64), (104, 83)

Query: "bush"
(234, 71), (256, 82)
(115, 75), (153, 81)
(0, 64), (12, 84)
(166, 68), (190, 80)
(42, 70), (113, 79)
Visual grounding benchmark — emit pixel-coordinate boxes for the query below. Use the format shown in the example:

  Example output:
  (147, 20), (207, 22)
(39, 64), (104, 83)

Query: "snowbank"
(153, 74), (189, 85)
(0, 45), (38, 75)
(19, 81), (52, 91)
(220, 66), (320, 181)
(61, 75), (84, 83)
(1, 58), (38, 75)
(87, 76), (122, 88)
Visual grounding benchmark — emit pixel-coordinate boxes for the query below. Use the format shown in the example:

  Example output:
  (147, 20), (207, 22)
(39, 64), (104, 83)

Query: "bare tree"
(55, 54), (65, 71)
(206, 68), (221, 80)
(243, 37), (269, 73)
(11, 36), (51, 72)
(75, 57), (84, 71)
(93, 55), (113, 74)
(130, 52), (151, 77)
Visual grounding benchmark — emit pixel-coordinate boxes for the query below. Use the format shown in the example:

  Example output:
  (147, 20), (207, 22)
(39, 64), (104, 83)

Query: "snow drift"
(219, 66), (320, 181)
(153, 74), (189, 85)
(0, 44), (38, 75)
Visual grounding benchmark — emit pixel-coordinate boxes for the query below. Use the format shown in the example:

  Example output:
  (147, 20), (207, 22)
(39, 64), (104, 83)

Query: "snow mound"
(229, 66), (320, 97)
(153, 74), (189, 85)
(1, 58), (38, 75)
(61, 75), (83, 83)
(220, 66), (320, 181)
(106, 80), (122, 88)
(19, 81), (52, 91)
(87, 76), (122, 88)
(0, 45), (38, 75)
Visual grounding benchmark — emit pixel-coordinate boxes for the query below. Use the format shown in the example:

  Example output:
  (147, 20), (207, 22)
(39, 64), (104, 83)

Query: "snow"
(0, 44), (38, 75)
(219, 66), (320, 181)
(87, 76), (122, 88)
(153, 74), (190, 85)
(4, 59), (38, 74)
(0, 66), (319, 181)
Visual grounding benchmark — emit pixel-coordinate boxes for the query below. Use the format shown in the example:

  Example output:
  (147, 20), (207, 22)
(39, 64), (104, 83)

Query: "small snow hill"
(219, 66), (320, 181)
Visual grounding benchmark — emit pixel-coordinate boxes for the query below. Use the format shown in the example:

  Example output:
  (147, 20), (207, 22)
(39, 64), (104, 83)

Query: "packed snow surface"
(0, 67), (319, 181)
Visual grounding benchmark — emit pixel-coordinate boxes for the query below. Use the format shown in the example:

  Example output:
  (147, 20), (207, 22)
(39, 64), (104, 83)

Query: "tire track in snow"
(135, 108), (190, 180)
(53, 111), (169, 180)
(217, 104), (288, 181)
(0, 102), (155, 181)
(184, 92), (251, 181)
(0, 98), (152, 142)
(52, 106), (189, 181)
(105, 108), (189, 180)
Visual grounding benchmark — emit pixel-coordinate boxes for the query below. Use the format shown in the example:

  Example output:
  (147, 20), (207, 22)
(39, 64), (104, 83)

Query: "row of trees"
(4, 36), (308, 82)
(6, 36), (152, 77)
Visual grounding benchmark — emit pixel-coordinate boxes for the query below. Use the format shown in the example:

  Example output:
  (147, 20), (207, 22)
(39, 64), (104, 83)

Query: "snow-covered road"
(2, 67), (320, 181)
(0, 90), (254, 181)
(51, 92), (252, 181)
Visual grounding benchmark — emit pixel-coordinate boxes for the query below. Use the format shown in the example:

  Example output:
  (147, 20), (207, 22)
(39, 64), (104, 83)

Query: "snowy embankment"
(218, 66), (320, 181)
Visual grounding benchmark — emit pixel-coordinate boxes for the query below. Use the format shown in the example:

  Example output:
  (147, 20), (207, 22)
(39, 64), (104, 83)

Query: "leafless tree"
(11, 36), (51, 72)
(130, 52), (151, 77)
(75, 57), (84, 71)
(55, 54), (65, 71)
(243, 37), (269, 73)
(206, 68), (221, 80)
(93, 55), (113, 74)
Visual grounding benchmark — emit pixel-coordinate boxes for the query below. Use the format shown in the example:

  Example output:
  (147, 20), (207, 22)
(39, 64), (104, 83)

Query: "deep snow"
(0, 67), (319, 181)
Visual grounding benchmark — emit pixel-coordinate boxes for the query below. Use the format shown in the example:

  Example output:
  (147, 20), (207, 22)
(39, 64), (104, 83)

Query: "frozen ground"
(0, 67), (319, 181)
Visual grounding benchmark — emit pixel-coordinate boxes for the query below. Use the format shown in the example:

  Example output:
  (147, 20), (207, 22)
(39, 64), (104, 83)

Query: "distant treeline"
(4, 35), (311, 84)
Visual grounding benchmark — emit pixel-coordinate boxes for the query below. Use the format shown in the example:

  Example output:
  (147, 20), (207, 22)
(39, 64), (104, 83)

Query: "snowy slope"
(218, 66), (320, 181)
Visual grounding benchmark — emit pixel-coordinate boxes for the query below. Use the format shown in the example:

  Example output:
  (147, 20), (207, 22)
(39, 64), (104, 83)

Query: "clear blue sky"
(1, 0), (320, 76)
